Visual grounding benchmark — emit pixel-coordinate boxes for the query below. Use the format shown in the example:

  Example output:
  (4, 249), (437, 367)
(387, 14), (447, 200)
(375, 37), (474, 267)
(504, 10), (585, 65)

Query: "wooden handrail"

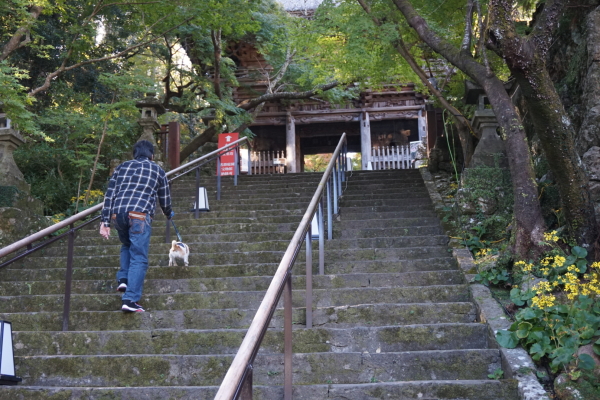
(214, 133), (347, 400)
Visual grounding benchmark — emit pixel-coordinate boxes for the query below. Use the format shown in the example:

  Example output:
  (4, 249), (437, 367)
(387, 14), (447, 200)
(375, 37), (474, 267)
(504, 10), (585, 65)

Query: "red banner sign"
(217, 132), (239, 176)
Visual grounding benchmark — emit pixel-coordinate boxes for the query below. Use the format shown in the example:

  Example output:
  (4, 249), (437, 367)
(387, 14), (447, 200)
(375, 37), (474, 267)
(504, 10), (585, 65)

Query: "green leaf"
(496, 330), (518, 348)
(572, 246), (587, 259)
(516, 322), (533, 339)
(578, 354), (596, 370)
(593, 339), (600, 356)
(575, 259), (587, 273)
(529, 343), (546, 360)
(581, 328), (595, 340)
(550, 347), (576, 370)
(521, 307), (540, 320)
(510, 288), (526, 306)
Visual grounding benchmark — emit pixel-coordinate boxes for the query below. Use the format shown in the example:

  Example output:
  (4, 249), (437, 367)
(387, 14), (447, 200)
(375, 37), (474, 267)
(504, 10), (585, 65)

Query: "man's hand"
(168, 211), (175, 220)
(99, 225), (111, 239)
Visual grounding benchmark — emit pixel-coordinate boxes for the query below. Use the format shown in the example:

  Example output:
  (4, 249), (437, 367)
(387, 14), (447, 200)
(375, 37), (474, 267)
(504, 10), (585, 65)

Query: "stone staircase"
(0, 169), (518, 399)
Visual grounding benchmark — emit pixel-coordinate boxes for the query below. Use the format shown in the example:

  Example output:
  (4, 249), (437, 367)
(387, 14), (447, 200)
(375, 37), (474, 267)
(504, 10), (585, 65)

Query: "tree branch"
(236, 81), (339, 111)
(28, 15), (194, 96)
(0, 5), (43, 62)
(461, 0), (475, 54)
(474, 0), (492, 77)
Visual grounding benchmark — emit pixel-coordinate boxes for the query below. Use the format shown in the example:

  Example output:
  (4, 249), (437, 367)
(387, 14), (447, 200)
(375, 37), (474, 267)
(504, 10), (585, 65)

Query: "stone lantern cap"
(135, 92), (166, 120)
(464, 80), (515, 110)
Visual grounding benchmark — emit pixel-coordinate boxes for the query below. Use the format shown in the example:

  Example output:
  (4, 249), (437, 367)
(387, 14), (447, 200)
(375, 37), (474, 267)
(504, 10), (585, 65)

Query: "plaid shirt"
(101, 157), (172, 227)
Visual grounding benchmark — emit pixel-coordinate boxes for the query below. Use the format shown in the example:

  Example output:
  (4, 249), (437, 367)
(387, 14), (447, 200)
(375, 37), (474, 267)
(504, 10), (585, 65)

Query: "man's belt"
(128, 211), (147, 220)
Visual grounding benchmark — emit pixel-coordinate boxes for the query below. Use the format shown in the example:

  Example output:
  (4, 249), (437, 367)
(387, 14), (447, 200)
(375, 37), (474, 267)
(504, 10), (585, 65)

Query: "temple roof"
(277, 0), (323, 11)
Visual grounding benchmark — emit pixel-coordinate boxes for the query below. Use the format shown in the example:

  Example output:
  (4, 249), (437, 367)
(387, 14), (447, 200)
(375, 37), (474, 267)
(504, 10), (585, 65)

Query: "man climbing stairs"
(0, 169), (518, 399)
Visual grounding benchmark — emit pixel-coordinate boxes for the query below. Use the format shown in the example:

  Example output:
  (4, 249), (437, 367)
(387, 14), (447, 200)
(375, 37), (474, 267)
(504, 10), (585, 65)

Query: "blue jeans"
(112, 212), (152, 302)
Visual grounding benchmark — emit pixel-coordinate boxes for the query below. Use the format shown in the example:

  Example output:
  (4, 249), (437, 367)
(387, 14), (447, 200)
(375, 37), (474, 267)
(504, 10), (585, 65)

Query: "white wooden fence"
(370, 145), (412, 170)
(250, 150), (286, 174)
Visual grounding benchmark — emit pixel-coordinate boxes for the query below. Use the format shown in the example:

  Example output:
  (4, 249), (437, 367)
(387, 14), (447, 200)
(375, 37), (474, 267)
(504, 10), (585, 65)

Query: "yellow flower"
(531, 294), (556, 309)
(543, 231), (559, 242)
(567, 265), (579, 273)
(541, 258), (551, 267)
(553, 256), (566, 267)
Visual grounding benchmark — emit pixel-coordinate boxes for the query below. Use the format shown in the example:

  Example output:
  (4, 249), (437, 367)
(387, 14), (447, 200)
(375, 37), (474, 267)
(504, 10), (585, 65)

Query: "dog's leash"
(170, 219), (183, 243)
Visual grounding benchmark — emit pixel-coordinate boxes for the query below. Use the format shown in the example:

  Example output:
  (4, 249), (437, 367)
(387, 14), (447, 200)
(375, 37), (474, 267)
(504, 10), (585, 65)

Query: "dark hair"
(133, 140), (154, 159)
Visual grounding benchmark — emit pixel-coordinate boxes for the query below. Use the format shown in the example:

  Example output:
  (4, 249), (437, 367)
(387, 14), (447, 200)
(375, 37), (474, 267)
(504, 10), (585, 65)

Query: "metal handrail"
(0, 136), (251, 331)
(215, 133), (348, 400)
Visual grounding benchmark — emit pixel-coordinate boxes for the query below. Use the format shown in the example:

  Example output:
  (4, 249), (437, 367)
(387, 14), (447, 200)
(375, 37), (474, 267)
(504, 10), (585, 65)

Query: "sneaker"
(121, 300), (145, 313)
(116, 279), (127, 292)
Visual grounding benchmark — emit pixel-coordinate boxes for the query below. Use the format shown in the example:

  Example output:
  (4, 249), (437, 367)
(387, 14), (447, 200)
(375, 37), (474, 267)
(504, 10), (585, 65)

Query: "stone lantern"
(0, 107), (29, 192)
(135, 92), (166, 162)
(464, 81), (507, 168)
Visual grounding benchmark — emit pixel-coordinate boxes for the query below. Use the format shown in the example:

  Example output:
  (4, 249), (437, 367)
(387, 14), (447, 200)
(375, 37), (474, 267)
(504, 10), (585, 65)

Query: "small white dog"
(169, 240), (190, 266)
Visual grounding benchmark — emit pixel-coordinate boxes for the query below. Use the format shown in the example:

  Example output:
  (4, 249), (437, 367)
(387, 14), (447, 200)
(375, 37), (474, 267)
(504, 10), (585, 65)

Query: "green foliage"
(497, 294), (600, 373)
(461, 160), (513, 212)
(487, 368), (504, 380)
(497, 233), (600, 373)
(304, 154), (332, 172)
(473, 266), (510, 286)
(0, 63), (42, 137)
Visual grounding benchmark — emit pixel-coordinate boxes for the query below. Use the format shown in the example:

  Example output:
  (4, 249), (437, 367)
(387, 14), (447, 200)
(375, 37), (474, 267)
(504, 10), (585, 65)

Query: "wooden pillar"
(418, 107), (427, 143)
(286, 111), (297, 173)
(168, 121), (180, 169)
(360, 110), (371, 170)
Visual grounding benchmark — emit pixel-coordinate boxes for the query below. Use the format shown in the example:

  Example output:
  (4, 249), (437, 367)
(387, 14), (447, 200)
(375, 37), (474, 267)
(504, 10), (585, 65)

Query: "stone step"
(156, 207), (438, 220)
(1, 257), (458, 282)
(13, 349), (502, 386)
(339, 198), (434, 208)
(11, 246), (454, 268)
(337, 217), (442, 229)
(1, 302), (477, 331)
(0, 379), (519, 400)
(13, 324), (489, 357)
(338, 210), (438, 220)
(76, 231), (297, 246)
(181, 183), (430, 198)
(336, 226), (444, 238)
(33, 235), (449, 257)
(0, 270), (464, 296)
(0, 284), (470, 313)
(78, 222), (300, 236)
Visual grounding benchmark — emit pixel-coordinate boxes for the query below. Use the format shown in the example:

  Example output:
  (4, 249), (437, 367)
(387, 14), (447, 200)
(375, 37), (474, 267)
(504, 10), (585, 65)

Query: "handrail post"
(341, 142), (347, 181)
(239, 367), (253, 400)
(337, 156), (343, 203)
(217, 155), (222, 201)
(284, 274), (293, 400)
(234, 147), (239, 187)
(318, 198), (324, 275)
(332, 164), (339, 215)
(195, 167), (200, 219)
(305, 225), (313, 329)
(62, 223), (75, 332)
(327, 179), (333, 240)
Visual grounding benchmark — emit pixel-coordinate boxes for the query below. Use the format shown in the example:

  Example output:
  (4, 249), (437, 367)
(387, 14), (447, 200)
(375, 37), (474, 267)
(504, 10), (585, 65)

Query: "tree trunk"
(487, 0), (599, 247)
(391, 0), (546, 257)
